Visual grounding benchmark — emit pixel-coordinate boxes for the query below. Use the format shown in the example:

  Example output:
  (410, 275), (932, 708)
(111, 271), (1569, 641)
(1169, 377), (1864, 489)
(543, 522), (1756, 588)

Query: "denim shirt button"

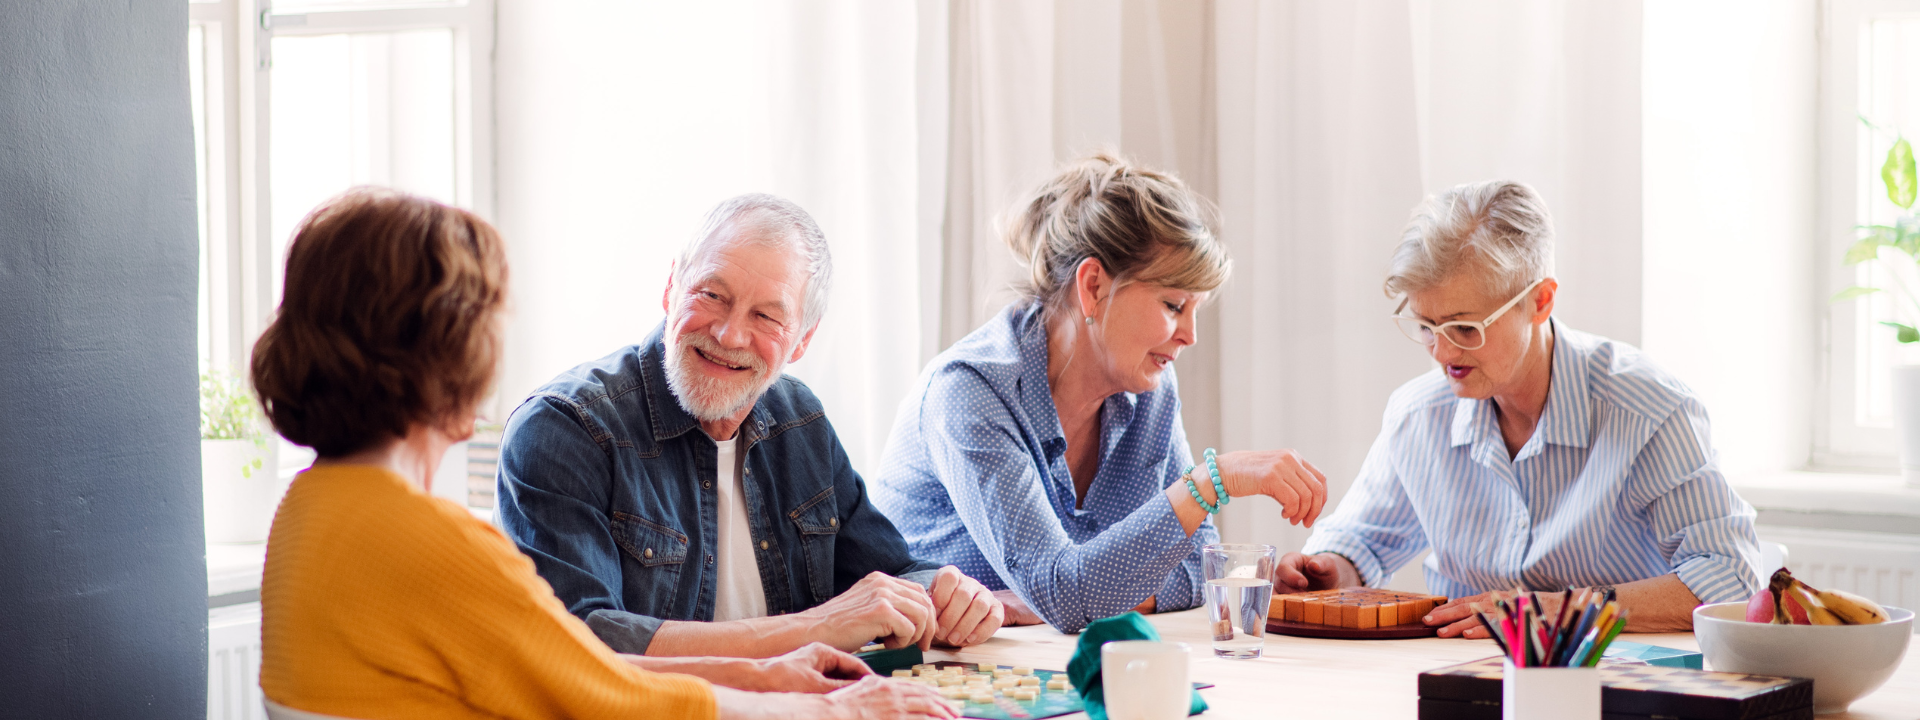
(760, 540), (769, 550)
(644, 547), (654, 559)
(829, 517), (837, 527)
(706, 554), (714, 564)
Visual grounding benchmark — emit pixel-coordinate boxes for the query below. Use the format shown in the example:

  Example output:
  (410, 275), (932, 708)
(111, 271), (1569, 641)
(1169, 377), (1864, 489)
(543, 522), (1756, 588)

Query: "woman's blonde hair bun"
(1003, 151), (1230, 314)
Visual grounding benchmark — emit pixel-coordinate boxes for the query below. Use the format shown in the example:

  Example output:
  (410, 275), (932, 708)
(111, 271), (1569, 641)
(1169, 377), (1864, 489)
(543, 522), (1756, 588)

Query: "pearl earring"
(1085, 316), (1094, 326)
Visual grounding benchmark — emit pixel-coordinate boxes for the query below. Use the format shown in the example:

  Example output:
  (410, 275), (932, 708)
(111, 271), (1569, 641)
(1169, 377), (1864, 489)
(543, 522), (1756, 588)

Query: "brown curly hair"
(250, 188), (508, 458)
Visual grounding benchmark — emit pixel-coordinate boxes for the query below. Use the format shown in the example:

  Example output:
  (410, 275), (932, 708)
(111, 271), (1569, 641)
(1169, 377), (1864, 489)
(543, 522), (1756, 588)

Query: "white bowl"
(1693, 601), (1913, 714)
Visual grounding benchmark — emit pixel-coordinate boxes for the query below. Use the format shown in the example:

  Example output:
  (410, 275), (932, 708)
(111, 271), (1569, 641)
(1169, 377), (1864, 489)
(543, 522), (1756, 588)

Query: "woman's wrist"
(1181, 467), (1221, 511)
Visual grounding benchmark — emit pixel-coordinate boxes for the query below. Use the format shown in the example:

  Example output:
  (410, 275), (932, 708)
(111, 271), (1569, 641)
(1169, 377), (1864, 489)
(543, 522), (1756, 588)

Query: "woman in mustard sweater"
(252, 188), (954, 720)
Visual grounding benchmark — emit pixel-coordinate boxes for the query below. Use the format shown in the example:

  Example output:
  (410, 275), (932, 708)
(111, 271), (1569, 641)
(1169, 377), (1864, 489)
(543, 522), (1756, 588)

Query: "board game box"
(1417, 656), (1813, 720)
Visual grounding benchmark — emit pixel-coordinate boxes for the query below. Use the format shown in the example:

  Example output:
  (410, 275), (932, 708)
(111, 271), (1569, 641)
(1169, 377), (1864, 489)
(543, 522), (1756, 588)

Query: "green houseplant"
(199, 370), (283, 542)
(1835, 119), (1920, 486)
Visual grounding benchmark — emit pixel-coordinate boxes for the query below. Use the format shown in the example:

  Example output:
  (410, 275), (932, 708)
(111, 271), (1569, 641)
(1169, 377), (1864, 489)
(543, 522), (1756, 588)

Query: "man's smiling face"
(661, 234), (811, 424)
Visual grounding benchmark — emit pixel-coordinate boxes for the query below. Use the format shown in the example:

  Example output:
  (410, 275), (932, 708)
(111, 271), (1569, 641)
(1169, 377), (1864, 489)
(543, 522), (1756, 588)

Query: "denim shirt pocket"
(610, 511), (688, 612)
(786, 487), (839, 604)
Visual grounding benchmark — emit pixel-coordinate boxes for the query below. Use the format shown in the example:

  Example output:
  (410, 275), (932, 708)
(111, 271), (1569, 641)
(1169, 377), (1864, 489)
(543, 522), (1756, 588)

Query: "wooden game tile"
(1283, 596), (1304, 622)
(1303, 598), (1324, 625)
(1340, 602), (1361, 629)
(1396, 600), (1419, 626)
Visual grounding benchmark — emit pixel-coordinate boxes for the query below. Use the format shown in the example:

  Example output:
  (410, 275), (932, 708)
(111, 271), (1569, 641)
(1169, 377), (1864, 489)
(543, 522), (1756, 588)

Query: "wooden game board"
(1266, 588), (1449, 639)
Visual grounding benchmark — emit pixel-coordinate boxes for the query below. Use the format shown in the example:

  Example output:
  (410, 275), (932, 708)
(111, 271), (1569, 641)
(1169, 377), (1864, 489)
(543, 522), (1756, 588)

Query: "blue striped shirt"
(871, 302), (1216, 633)
(1301, 321), (1761, 603)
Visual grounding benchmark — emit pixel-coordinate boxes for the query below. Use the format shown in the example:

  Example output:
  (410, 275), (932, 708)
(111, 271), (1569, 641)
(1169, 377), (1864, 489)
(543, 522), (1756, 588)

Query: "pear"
(1745, 587), (1776, 623)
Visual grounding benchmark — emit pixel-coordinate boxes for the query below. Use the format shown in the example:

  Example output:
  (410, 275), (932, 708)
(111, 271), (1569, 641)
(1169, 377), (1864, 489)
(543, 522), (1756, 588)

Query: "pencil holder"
(1501, 662), (1599, 720)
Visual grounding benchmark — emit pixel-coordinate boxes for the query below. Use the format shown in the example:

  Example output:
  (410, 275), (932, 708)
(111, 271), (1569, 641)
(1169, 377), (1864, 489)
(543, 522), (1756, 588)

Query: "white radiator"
(208, 603), (265, 720)
(1762, 526), (1920, 630)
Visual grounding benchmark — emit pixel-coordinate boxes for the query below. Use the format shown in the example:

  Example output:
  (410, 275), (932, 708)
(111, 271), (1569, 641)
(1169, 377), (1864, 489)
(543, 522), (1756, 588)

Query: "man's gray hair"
(1385, 180), (1555, 299)
(673, 193), (832, 330)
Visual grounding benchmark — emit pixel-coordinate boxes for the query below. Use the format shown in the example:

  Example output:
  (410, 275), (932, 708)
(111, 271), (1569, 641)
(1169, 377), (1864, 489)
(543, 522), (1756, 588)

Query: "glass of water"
(1203, 543), (1276, 659)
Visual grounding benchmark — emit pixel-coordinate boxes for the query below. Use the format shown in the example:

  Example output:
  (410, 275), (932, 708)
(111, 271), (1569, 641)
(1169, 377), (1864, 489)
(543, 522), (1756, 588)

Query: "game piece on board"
(977, 662), (996, 672)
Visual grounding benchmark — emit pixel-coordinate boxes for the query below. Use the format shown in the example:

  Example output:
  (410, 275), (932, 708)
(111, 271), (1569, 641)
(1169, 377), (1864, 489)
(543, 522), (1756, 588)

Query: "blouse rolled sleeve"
(1632, 398), (1761, 604)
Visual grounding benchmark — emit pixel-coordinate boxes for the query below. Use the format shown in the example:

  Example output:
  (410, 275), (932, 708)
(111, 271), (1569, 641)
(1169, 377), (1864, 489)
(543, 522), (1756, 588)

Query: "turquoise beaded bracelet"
(1182, 465), (1218, 514)
(1203, 447), (1230, 508)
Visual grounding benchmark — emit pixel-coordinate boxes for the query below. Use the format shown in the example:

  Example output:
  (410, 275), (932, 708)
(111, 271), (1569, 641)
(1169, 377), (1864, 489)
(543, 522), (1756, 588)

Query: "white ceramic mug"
(1102, 641), (1191, 720)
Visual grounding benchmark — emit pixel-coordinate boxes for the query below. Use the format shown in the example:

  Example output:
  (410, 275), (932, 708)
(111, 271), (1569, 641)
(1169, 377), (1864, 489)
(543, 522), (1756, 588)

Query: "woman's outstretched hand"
(1216, 449), (1328, 527)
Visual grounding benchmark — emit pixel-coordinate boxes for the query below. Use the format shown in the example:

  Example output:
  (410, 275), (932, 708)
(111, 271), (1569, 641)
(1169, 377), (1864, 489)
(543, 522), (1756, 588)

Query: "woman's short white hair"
(1386, 180), (1555, 299)
(673, 193), (832, 330)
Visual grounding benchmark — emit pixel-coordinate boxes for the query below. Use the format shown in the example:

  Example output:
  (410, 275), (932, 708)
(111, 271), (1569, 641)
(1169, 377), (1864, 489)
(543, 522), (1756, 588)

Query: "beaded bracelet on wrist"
(1203, 447), (1230, 508)
(1182, 465), (1219, 514)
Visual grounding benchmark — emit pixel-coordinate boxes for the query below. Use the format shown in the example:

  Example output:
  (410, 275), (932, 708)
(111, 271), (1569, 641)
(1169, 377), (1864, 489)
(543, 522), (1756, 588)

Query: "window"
(189, 0), (493, 497)
(1818, 0), (1920, 468)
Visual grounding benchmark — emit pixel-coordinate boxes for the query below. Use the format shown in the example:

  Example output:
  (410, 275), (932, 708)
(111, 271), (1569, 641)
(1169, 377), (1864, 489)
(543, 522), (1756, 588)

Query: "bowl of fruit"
(1694, 569), (1912, 714)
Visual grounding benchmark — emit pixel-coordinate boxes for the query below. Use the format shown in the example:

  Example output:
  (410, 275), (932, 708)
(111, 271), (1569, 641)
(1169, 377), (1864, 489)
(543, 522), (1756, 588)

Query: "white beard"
(663, 329), (780, 423)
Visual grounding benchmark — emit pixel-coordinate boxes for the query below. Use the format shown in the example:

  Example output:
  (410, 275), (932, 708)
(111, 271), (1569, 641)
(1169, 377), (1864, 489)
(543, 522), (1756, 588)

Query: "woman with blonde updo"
(871, 154), (1329, 634)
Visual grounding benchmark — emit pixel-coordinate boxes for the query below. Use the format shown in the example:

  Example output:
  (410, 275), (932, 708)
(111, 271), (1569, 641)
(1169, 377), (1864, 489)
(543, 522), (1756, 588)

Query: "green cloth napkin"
(1066, 612), (1208, 720)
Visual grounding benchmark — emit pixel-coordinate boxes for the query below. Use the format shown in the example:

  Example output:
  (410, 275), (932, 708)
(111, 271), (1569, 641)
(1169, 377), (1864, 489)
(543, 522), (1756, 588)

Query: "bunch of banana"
(1744, 568), (1891, 625)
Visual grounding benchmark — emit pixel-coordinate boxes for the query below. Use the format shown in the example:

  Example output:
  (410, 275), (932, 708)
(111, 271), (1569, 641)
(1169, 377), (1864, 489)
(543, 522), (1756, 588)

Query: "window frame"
(188, 0), (494, 376)
(1815, 0), (1920, 469)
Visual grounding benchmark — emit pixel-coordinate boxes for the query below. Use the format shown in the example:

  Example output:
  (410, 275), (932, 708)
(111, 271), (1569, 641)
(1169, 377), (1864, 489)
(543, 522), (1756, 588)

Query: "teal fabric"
(1066, 613), (1208, 719)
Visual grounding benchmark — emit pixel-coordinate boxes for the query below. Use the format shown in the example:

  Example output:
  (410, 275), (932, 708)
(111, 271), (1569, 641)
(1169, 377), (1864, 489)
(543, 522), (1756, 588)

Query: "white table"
(927, 609), (1920, 719)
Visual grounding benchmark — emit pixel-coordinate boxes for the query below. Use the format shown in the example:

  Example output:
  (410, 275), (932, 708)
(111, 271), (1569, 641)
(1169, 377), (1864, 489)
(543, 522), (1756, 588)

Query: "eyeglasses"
(1390, 278), (1546, 350)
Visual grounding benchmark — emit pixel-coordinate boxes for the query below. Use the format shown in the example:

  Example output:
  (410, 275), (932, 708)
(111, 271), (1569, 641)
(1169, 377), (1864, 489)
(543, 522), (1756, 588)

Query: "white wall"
(1641, 0), (1817, 477)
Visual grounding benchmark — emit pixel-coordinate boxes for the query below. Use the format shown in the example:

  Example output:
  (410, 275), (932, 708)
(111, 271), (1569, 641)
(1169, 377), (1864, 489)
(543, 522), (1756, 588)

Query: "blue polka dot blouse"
(871, 302), (1217, 633)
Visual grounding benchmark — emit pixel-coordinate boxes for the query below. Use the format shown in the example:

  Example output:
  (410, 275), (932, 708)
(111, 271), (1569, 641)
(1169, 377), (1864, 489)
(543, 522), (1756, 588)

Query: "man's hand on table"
(1274, 552), (1359, 594)
(928, 566), (1004, 647)
(798, 571), (940, 651)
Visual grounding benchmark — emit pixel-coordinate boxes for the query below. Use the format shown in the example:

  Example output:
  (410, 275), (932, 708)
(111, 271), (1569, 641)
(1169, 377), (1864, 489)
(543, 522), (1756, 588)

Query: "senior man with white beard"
(497, 194), (1004, 661)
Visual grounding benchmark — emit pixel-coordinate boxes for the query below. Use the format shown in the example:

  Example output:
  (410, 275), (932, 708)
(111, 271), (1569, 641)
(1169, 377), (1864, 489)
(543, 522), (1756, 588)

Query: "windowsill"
(1732, 470), (1920, 516)
(207, 541), (266, 607)
(1731, 470), (1920, 534)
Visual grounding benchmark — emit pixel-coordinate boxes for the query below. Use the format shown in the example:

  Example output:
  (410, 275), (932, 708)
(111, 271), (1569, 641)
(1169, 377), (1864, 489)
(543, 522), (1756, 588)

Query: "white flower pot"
(1892, 365), (1920, 488)
(201, 438), (285, 543)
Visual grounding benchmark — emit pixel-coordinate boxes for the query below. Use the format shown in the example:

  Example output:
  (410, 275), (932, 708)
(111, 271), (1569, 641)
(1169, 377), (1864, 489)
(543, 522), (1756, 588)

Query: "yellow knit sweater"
(260, 465), (716, 720)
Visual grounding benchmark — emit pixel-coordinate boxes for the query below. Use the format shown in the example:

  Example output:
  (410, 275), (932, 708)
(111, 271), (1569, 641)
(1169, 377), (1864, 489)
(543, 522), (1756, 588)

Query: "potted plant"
(200, 370), (283, 542)
(1834, 119), (1919, 486)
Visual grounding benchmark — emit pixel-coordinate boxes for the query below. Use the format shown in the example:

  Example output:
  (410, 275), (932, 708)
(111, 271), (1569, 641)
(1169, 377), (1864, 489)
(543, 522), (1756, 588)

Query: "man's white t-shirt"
(711, 435), (769, 622)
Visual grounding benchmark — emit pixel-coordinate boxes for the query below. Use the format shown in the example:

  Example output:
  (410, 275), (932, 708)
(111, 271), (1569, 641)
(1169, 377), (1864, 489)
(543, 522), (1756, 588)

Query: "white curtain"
(1207, 0), (1645, 563)
(493, 0), (934, 475)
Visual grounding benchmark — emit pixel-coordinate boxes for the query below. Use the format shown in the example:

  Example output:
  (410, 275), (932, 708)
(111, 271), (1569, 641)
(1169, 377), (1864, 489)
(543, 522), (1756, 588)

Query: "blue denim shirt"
(496, 323), (940, 654)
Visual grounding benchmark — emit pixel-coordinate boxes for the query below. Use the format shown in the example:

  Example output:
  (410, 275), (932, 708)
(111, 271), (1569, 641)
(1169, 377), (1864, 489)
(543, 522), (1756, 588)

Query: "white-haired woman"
(1277, 180), (1760, 635)
(871, 154), (1329, 634)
